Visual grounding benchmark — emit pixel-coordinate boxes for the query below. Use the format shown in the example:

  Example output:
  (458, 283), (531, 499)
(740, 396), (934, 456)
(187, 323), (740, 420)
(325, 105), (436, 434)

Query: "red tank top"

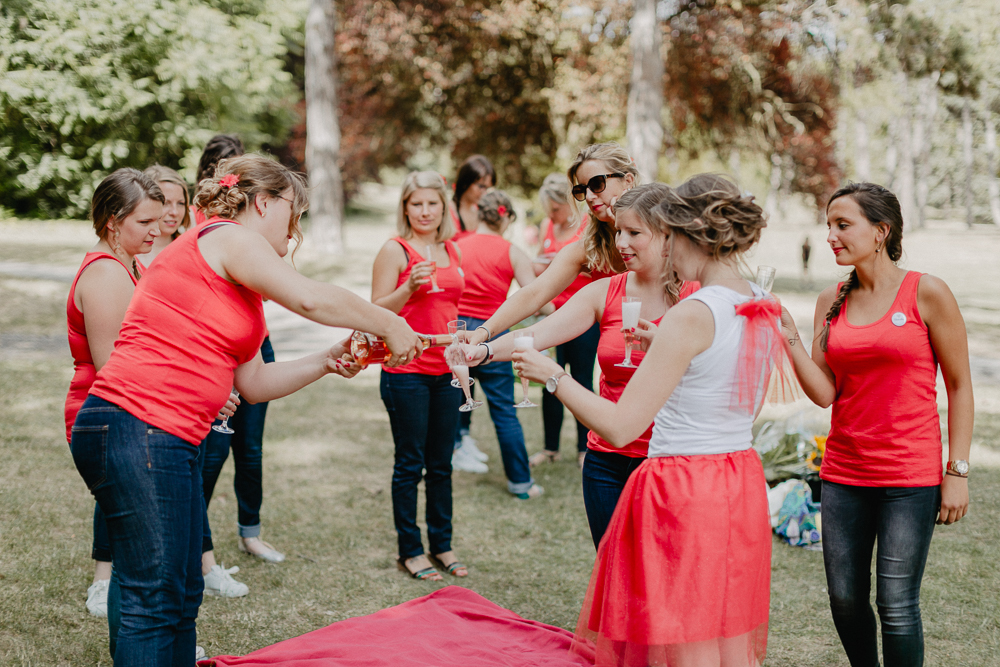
(383, 237), (465, 376)
(822, 271), (942, 486)
(587, 275), (700, 456)
(456, 234), (514, 320)
(541, 219), (591, 309)
(91, 219), (266, 445)
(64, 252), (139, 443)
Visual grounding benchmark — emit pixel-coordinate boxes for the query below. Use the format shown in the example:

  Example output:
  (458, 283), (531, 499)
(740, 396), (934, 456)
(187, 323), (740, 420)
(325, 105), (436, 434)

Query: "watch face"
(954, 460), (970, 475)
(546, 377), (557, 394)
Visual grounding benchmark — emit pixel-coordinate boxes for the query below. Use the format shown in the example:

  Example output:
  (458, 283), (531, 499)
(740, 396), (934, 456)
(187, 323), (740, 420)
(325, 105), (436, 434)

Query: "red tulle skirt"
(572, 449), (771, 667)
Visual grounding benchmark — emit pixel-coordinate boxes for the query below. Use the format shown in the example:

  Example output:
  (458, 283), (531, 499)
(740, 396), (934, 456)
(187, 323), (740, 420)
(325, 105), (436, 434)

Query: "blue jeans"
(581, 449), (646, 548)
(70, 395), (202, 667)
(457, 316), (533, 494)
(541, 322), (599, 453)
(92, 503), (112, 562)
(380, 372), (463, 560)
(822, 481), (940, 667)
(202, 337), (274, 539)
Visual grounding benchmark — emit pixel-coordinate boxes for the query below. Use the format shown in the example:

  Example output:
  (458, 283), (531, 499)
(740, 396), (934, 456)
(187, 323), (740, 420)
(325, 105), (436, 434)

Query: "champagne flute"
(616, 296), (642, 368)
(425, 244), (445, 293)
(447, 320), (474, 389)
(755, 265), (776, 293)
(446, 344), (482, 412)
(212, 388), (238, 434)
(513, 331), (538, 408)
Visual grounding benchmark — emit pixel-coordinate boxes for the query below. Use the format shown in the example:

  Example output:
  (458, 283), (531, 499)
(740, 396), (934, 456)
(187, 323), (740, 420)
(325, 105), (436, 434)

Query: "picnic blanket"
(199, 585), (594, 666)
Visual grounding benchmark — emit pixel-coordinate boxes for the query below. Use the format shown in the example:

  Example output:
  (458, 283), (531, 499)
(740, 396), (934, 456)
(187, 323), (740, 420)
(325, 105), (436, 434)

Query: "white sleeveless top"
(648, 284), (766, 458)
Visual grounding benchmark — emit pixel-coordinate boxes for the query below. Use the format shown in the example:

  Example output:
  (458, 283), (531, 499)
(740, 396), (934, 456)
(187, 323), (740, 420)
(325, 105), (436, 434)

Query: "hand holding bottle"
(382, 316), (424, 367)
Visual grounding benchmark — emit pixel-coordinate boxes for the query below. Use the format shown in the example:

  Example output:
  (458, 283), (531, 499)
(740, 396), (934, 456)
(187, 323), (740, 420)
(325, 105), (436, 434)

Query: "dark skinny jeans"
(541, 322), (599, 453)
(822, 480), (940, 667)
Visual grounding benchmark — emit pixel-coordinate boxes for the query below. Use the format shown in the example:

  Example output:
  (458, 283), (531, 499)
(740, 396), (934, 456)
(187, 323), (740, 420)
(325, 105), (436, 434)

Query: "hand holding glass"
(616, 296), (642, 368)
(425, 244), (444, 293)
(446, 344), (482, 412)
(513, 331), (538, 408)
(447, 320), (474, 389)
(212, 388), (238, 434)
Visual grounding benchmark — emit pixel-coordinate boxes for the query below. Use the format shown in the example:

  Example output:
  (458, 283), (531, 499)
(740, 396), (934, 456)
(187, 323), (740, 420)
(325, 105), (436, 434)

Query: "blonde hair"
(396, 171), (455, 242)
(611, 183), (681, 303)
(144, 164), (191, 239)
(654, 174), (766, 282)
(193, 153), (308, 257)
(567, 142), (639, 274)
(537, 173), (579, 223)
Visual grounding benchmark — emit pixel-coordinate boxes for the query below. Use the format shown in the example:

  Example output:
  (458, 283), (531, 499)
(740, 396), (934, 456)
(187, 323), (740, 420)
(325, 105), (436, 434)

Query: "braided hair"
(818, 182), (904, 352)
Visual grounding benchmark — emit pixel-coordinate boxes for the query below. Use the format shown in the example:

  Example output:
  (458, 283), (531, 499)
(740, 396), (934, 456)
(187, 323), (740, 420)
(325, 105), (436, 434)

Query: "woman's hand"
(215, 391), (240, 421)
(630, 318), (658, 352)
(324, 337), (362, 379)
(511, 348), (562, 385)
(937, 474), (969, 525)
(382, 316), (424, 368)
(463, 343), (488, 367)
(780, 306), (801, 347)
(406, 261), (435, 292)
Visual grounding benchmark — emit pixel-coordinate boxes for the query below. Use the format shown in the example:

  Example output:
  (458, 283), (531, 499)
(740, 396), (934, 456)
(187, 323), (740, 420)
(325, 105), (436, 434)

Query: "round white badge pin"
(891, 312), (906, 327)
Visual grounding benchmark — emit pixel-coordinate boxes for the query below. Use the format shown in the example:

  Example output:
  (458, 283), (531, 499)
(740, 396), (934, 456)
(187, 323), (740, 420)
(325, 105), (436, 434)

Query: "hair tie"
(219, 174), (239, 188)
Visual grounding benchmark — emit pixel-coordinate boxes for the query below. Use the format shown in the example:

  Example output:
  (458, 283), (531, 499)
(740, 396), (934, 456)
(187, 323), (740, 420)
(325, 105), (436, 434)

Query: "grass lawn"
(1, 215), (998, 666)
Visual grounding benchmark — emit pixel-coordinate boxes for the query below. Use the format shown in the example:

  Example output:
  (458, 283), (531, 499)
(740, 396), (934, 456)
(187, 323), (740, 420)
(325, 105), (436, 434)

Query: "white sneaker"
(86, 579), (109, 618)
(195, 645), (207, 661)
(203, 564), (249, 598)
(460, 435), (488, 462)
(452, 443), (489, 473)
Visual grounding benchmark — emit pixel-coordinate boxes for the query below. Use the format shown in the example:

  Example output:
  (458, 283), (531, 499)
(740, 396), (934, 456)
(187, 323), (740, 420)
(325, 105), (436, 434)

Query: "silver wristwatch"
(546, 371), (569, 394)
(947, 460), (970, 476)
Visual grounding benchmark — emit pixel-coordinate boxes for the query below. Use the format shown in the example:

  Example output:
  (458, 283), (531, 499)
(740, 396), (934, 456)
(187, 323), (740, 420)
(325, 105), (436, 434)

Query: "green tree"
(0, 0), (303, 217)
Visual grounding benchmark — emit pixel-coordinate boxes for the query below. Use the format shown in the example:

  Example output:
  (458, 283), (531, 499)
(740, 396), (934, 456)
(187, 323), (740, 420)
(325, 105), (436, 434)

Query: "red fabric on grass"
(200, 586), (595, 667)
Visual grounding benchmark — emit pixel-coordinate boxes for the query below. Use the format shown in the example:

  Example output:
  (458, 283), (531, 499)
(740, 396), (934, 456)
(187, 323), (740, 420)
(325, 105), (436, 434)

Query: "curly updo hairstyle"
(193, 154), (308, 255)
(818, 182), (904, 352)
(611, 183), (681, 302)
(476, 190), (516, 232)
(568, 142), (640, 275)
(91, 168), (165, 280)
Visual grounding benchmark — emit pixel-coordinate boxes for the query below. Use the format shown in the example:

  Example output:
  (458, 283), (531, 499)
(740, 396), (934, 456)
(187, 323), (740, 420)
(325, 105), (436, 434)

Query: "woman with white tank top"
(514, 174), (785, 667)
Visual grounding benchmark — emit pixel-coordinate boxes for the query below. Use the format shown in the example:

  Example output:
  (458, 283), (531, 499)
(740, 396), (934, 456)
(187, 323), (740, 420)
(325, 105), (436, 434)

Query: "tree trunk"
(305, 0), (345, 253)
(854, 111), (871, 182)
(895, 74), (918, 230)
(728, 148), (741, 184)
(885, 118), (898, 191)
(985, 110), (1000, 227)
(962, 98), (975, 228)
(913, 72), (939, 228)
(764, 152), (782, 222)
(625, 0), (664, 183)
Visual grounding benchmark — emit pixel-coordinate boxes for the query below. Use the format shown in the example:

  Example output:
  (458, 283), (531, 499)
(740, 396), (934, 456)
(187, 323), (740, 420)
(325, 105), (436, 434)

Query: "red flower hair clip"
(497, 205), (508, 217)
(219, 174), (240, 188)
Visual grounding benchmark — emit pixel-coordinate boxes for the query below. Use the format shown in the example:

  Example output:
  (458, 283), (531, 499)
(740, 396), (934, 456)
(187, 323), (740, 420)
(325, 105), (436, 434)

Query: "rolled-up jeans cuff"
(508, 479), (535, 495)
(238, 523), (261, 539)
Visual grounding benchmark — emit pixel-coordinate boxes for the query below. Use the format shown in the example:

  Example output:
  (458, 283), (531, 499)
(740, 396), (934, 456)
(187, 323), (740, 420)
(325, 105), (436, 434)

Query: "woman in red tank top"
(71, 155), (422, 666)
(372, 171), (469, 582)
(468, 184), (697, 547)
(453, 190), (542, 497)
(781, 183), (973, 667)
(449, 155), (496, 240)
(65, 168), (164, 619)
(139, 165), (191, 268)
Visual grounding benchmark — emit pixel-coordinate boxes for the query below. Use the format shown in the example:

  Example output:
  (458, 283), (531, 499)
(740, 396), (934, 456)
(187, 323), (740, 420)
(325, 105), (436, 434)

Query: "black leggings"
(541, 323), (599, 453)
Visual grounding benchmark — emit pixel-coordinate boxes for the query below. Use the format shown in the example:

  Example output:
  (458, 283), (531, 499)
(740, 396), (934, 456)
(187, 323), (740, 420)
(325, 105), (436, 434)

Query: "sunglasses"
(572, 173), (626, 201)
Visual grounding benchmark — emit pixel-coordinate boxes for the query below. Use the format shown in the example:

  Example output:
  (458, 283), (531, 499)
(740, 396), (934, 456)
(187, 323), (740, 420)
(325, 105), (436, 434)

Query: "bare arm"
(510, 244), (539, 289)
(474, 279), (608, 364)
(513, 300), (714, 447)
(207, 227), (421, 365)
(77, 259), (136, 370)
(470, 240), (588, 344)
(919, 274), (973, 524)
(233, 338), (358, 404)
(371, 240), (435, 314)
(780, 286), (838, 408)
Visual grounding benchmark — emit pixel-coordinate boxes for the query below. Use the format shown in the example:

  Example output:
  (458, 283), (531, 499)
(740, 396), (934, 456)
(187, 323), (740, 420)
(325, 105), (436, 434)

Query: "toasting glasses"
(212, 388), (238, 434)
(447, 320), (474, 389)
(446, 322), (482, 412)
(513, 331), (538, 408)
(755, 265), (776, 292)
(425, 244), (445, 293)
(615, 297), (642, 368)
